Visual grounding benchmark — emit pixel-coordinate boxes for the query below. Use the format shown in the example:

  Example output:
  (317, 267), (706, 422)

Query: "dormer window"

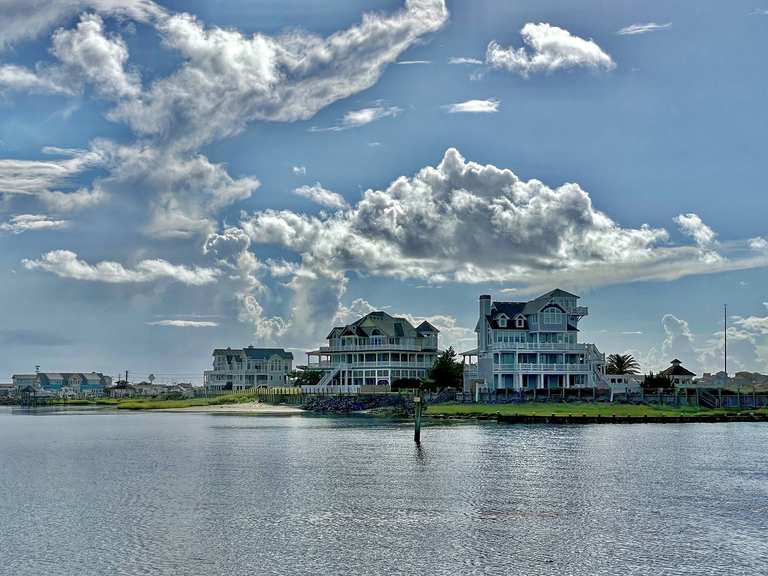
(516, 317), (524, 328)
(498, 318), (507, 328)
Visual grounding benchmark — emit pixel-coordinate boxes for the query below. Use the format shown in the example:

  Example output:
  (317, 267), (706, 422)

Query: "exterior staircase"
(317, 365), (342, 387)
(698, 389), (720, 408)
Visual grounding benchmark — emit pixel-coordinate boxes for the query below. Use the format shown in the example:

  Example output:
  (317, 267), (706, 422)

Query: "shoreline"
(158, 401), (304, 414)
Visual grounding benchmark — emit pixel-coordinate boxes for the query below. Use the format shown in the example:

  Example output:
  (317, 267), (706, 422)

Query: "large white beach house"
(463, 290), (606, 392)
(306, 311), (440, 388)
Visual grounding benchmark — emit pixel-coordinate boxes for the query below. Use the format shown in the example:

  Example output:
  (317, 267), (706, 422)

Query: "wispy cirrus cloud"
(443, 98), (499, 113)
(397, 60), (430, 65)
(449, 57), (483, 65)
(0, 214), (69, 234)
(309, 104), (403, 132)
(23, 250), (219, 285)
(617, 22), (672, 35)
(146, 320), (219, 328)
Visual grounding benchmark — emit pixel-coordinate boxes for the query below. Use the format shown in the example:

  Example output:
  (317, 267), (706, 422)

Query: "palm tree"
(606, 353), (640, 375)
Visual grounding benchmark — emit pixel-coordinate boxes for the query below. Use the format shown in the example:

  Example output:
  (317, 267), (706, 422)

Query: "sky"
(1, 0), (768, 384)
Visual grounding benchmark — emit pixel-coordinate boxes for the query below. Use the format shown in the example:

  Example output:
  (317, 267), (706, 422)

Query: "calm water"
(0, 407), (766, 576)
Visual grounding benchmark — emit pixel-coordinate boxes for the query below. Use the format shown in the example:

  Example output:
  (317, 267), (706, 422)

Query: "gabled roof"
(519, 288), (579, 314)
(345, 311), (420, 339)
(416, 320), (439, 334)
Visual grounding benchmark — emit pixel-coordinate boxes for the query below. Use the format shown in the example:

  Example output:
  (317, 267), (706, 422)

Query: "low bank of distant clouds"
(633, 309), (768, 374)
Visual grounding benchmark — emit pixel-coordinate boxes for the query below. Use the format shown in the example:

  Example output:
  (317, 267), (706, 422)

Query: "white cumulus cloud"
(51, 13), (141, 100)
(486, 23), (615, 76)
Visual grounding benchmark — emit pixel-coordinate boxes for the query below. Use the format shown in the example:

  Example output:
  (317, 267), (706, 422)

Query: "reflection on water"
(0, 407), (766, 576)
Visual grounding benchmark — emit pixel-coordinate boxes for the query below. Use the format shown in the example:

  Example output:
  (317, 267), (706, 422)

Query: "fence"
(458, 387), (768, 409)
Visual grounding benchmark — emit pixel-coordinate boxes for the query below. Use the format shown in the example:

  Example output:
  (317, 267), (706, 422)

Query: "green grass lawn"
(50, 391), (266, 410)
(427, 402), (768, 418)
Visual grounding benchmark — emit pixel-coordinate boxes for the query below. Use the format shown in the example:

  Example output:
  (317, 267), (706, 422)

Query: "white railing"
(309, 361), (433, 370)
(318, 342), (426, 352)
(490, 363), (593, 373)
(488, 342), (589, 352)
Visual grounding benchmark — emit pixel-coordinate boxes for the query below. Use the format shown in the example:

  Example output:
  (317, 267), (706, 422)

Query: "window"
(516, 317), (524, 328)
(497, 315), (507, 328)
(541, 307), (563, 325)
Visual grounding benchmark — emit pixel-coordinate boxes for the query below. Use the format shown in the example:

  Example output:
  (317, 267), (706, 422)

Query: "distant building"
(0, 383), (15, 398)
(659, 359), (696, 387)
(606, 374), (643, 395)
(305, 311), (440, 388)
(696, 371), (768, 390)
(462, 289), (606, 393)
(12, 372), (111, 397)
(204, 347), (293, 392)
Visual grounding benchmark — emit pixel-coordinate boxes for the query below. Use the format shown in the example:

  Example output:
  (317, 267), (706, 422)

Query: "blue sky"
(1, 0), (767, 384)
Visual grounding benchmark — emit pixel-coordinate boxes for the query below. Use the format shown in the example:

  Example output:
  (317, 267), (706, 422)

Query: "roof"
(328, 311), (425, 340)
(480, 289), (581, 330)
(416, 320), (439, 334)
(522, 289), (578, 314)
(660, 362), (696, 377)
(212, 347), (293, 360)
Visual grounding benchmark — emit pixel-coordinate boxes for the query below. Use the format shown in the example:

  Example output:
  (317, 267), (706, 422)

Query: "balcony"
(309, 361), (433, 370)
(319, 342), (427, 352)
(574, 306), (588, 316)
(489, 342), (589, 352)
(493, 363), (593, 373)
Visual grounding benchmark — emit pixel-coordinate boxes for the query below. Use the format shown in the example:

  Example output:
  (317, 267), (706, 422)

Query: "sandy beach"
(161, 402), (304, 414)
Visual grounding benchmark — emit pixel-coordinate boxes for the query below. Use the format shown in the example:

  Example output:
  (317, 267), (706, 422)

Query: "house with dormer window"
(462, 289), (607, 392)
(306, 311), (440, 389)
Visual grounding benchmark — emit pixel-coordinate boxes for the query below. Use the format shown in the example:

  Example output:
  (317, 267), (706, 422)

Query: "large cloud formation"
(1, 0), (449, 240)
(110, 0), (448, 149)
(213, 148), (768, 343)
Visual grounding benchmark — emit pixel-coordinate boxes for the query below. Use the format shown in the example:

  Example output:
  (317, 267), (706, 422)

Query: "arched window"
(541, 306), (563, 325)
